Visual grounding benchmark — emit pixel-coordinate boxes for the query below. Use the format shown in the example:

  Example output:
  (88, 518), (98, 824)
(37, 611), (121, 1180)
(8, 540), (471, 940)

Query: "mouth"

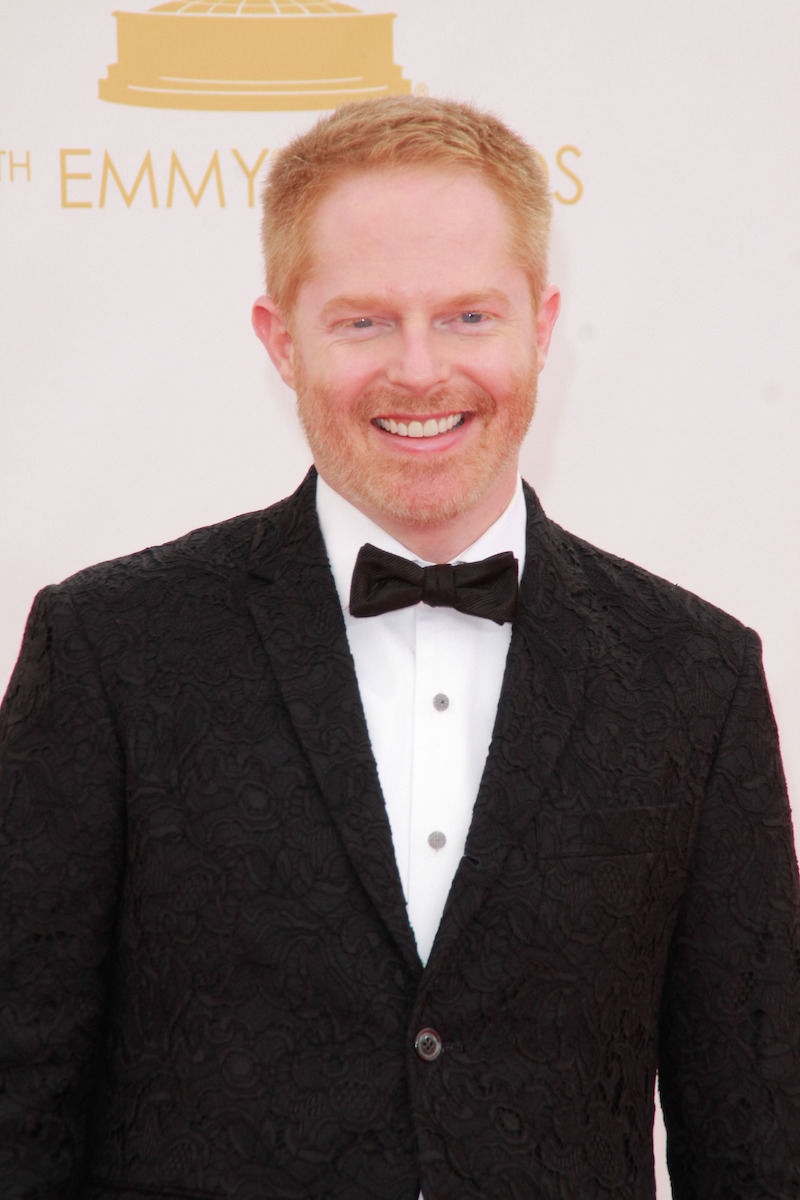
(373, 413), (466, 439)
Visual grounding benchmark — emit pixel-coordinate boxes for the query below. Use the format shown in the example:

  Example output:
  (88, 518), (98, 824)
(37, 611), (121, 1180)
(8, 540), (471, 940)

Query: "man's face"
(254, 168), (559, 542)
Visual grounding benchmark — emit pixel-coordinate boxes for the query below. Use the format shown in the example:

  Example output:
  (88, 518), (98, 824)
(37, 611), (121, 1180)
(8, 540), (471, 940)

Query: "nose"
(385, 323), (450, 394)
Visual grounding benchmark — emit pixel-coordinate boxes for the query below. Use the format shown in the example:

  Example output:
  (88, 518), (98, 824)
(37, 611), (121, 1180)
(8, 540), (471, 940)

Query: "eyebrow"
(320, 289), (512, 318)
(320, 295), (387, 318)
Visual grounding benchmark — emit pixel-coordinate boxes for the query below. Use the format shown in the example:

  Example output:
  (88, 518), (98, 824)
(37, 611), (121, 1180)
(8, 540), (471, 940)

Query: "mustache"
(358, 381), (496, 418)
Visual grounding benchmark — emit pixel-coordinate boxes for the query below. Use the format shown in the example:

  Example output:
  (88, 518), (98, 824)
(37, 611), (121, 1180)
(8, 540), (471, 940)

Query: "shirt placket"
(408, 604), (472, 963)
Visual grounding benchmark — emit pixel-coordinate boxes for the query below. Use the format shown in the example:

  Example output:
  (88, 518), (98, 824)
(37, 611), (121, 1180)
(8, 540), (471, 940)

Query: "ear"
(534, 283), (561, 372)
(252, 295), (297, 390)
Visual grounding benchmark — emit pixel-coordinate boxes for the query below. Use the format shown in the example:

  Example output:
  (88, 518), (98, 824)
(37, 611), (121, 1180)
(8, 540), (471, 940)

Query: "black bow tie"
(349, 543), (518, 625)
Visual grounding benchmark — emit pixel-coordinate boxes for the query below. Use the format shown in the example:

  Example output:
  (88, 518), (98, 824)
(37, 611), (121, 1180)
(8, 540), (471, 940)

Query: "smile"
(374, 414), (465, 438)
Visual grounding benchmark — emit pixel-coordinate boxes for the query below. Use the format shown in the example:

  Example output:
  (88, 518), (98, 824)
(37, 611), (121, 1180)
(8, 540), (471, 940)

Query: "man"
(1, 96), (798, 1199)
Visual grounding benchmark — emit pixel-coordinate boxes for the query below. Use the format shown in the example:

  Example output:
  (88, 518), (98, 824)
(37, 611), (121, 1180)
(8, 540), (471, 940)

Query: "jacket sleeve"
(658, 628), (800, 1198)
(0, 585), (126, 1199)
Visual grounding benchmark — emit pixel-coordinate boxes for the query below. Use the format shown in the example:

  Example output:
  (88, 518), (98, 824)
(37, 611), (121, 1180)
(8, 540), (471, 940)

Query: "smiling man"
(253, 166), (559, 562)
(2, 97), (799, 1200)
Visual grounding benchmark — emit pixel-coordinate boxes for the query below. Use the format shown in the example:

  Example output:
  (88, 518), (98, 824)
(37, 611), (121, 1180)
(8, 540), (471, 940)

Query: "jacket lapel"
(244, 471), (421, 975)
(427, 485), (589, 972)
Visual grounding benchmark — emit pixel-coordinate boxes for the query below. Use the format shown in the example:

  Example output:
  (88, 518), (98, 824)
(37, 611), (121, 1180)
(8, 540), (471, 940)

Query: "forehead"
(303, 168), (518, 286)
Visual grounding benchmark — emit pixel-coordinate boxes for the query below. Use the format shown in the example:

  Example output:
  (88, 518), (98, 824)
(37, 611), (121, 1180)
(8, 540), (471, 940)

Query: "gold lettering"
(231, 149), (268, 208)
(167, 150), (225, 208)
(554, 145), (583, 206)
(60, 149), (92, 209)
(9, 150), (31, 182)
(99, 150), (158, 208)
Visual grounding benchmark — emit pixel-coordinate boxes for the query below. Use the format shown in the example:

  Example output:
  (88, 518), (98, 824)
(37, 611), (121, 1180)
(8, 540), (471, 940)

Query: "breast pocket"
(532, 804), (696, 948)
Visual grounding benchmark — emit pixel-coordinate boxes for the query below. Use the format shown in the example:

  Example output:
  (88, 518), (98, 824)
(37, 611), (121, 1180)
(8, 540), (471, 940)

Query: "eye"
(350, 317), (374, 329)
(460, 311), (485, 325)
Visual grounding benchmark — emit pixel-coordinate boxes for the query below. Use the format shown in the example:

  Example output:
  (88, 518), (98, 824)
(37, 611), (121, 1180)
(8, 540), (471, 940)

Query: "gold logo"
(99, 0), (411, 111)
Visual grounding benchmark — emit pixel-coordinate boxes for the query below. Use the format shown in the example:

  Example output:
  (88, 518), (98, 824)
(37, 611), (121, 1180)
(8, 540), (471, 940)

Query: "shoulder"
(61, 508), (265, 595)
(522, 482), (753, 666)
(8, 475), (320, 699)
(50, 472), (318, 611)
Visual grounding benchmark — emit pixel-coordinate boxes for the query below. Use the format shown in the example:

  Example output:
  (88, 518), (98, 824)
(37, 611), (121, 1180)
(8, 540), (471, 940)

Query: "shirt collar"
(316, 473), (528, 615)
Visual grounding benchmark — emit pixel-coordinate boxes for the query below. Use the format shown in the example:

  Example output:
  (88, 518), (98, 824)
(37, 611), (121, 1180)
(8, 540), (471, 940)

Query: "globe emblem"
(99, 0), (411, 110)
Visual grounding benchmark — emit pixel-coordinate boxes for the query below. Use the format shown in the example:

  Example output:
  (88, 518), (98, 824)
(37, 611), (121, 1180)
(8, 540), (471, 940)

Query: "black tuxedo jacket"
(2, 470), (799, 1200)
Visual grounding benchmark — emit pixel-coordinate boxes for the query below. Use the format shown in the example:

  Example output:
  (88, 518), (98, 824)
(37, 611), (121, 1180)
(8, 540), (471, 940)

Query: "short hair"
(260, 95), (552, 317)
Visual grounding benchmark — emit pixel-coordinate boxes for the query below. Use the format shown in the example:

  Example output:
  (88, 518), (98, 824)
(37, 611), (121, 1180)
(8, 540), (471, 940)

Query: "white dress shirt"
(316, 475), (527, 967)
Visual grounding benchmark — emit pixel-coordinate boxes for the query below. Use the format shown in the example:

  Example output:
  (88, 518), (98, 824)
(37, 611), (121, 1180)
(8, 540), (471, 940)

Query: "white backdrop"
(2, 3), (799, 1194)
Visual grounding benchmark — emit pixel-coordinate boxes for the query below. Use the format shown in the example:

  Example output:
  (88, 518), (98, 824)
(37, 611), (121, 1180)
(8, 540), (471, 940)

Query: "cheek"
(309, 353), (377, 403)
(478, 363), (530, 408)
(475, 340), (534, 384)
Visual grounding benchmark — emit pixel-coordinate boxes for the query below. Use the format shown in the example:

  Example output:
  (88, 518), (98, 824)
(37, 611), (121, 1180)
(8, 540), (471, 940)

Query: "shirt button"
(433, 693), (449, 711)
(415, 1028), (443, 1062)
(428, 830), (446, 850)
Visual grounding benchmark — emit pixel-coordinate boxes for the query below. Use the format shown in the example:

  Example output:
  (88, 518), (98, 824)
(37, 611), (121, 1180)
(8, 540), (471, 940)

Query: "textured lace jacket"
(2, 470), (799, 1199)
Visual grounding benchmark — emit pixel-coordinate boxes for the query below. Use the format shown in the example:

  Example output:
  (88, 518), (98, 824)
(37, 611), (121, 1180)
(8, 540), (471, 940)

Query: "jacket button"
(415, 1028), (443, 1061)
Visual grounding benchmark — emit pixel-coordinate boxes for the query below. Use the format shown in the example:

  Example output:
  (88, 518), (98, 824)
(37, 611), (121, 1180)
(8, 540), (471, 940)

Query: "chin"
(338, 458), (505, 530)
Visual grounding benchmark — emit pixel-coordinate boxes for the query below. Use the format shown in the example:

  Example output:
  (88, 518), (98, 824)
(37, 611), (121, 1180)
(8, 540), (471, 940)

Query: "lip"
(371, 412), (472, 452)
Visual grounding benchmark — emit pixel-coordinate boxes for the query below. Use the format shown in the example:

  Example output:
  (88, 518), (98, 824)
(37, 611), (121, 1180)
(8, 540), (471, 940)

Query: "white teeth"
(376, 414), (464, 438)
